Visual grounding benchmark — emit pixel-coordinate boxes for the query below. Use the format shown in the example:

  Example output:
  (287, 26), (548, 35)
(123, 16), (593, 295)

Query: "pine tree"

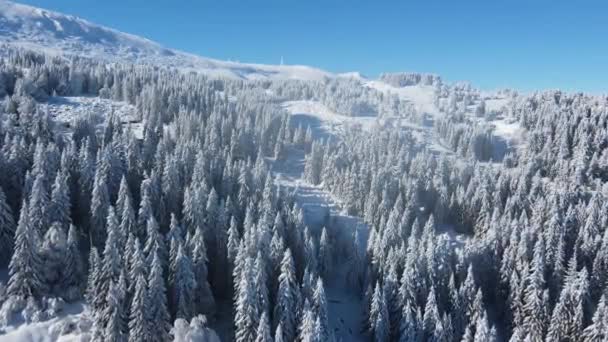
(91, 167), (110, 246)
(273, 249), (298, 342)
(522, 236), (548, 342)
(119, 190), (137, 241)
(190, 226), (215, 315)
(86, 247), (101, 308)
(0, 186), (16, 266)
(144, 216), (167, 266)
(298, 299), (317, 342)
(254, 251), (270, 316)
(318, 227), (331, 281)
(374, 291), (389, 342)
(116, 176), (132, 221)
(40, 222), (68, 296)
(101, 280), (127, 342)
(7, 201), (44, 298)
(172, 242), (196, 320)
(255, 312), (273, 342)
(368, 282), (383, 334)
(423, 288), (441, 338)
(546, 266), (588, 342)
(49, 171), (71, 230)
(235, 258), (260, 342)
(582, 294), (608, 342)
(275, 323), (285, 342)
(398, 302), (420, 342)
(473, 312), (493, 342)
(127, 237), (146, 294)
(312, 277), (330, 342)
(147, 251), (171, 342)
(128, 273), (148, 342)
(63, 224), (83, 300)
(94, 206), (123, 324)
(29, 172), (49, 237)
(137, 183), (154, 238)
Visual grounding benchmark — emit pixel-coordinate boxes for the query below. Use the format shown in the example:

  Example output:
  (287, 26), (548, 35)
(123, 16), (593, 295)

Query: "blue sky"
(17, 0), (608, 92)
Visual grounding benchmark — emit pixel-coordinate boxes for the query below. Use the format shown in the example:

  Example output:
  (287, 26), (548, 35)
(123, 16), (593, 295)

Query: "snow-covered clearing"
(491, 117), (524, 146)
(45, 96), (143, 138)
(365, 81), (439, 116)
(283, 100), (378, 137)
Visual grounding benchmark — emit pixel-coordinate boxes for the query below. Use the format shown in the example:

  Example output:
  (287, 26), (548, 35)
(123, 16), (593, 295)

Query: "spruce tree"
(0, 186), (16, 266)
(29, 172), (50, 237)
(7, 201), (44, 298)
(255, 312), (273, 342)
(582, 294), (608, 342)
(172, 243), (196, 320)
(49, 171), (71, 230)
(312, 277), (330, 342)
(273, 249), (298, 342)
(128, 273), (148, 342)
(147, 251), (171, 342)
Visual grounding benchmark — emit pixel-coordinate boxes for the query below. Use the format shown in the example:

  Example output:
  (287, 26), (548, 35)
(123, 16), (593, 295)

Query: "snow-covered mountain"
(0, 0), (333, 81)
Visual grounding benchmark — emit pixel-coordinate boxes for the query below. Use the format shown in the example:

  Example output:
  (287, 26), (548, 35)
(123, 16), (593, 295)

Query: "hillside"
(0, 0), (333, 81)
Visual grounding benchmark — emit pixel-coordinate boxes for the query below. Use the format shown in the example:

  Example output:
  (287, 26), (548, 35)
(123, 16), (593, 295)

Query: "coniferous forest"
(0, 12), (607, 342)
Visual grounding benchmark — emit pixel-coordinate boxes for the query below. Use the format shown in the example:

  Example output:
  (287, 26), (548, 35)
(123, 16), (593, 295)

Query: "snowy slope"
(365, 80), (439, 115)
(0, 0), (333, 81)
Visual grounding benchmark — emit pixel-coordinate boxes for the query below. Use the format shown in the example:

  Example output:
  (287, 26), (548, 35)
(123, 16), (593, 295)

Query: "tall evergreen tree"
(7, 201), (44, 298)
(172, 243), (196, 320)
(0, 186), (16, 266)
(147, 251), (171, 342)
(128, 273), (148, 342)
(273, 249), (299, 342)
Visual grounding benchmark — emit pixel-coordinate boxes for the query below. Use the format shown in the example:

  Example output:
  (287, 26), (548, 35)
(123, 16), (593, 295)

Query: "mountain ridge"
(0, 0), (338, 81)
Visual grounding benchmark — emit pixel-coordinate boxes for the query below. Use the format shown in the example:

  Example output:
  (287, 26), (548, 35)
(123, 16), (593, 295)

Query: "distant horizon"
(13, 0), (608, 94)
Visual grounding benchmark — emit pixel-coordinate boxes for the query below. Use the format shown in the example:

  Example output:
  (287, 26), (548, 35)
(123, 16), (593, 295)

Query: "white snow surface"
(0, 0), (334, 81)
(283, 100), (378, 137)
(0, 303), (87, 342)
(45, 96), (143, 138)
(365, 80), (440, 115)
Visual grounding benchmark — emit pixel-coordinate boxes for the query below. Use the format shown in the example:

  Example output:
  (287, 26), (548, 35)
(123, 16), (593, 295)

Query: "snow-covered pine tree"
(29, 171), (50, 237)
(144, 216), (167, 267)
(582, 294), (608, 342)
(49, 171), (71, 230)
(312, 277), (330, 342)
(90, 166), (110, 246)
(0, 186), (15, 266)
(298, 299), (317, 342)
(275, 323), (285, 342)
(63, 224), (84, 301)
(100, 280), (127, 342)
(128, 273), (148, 342)
(318, 227), (331, 281)
(171, 242), (196, 321)
(147, 251), (171, 342)
(255, 312), (273, 342)
(273, 249), (299, 342)
(190, 226), (215, 315)
(234, 258), (260, 342)
(374, 291), (389, 342)
(40, 222), (68, 296)
(7, 201), (44, 298)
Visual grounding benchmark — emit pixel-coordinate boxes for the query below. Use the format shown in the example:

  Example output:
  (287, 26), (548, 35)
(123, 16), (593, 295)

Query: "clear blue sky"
(17, 0), (608, 92)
